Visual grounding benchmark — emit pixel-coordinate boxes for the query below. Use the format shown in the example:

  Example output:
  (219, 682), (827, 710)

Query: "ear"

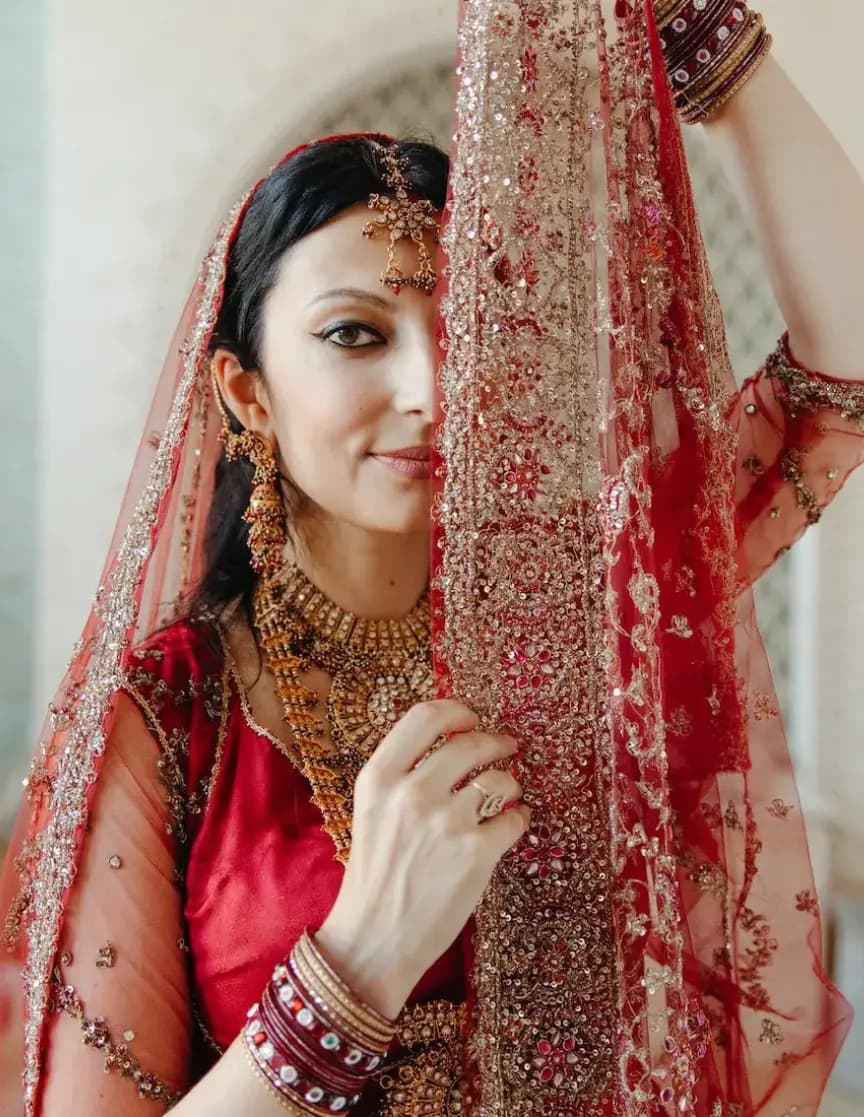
(211, 349), (275, 440)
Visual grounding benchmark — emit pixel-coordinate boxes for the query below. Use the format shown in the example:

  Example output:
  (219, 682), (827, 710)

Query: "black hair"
(187, 135), (449, 623)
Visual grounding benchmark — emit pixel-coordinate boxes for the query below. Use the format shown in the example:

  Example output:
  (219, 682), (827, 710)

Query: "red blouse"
(125, 622), (466, 1052)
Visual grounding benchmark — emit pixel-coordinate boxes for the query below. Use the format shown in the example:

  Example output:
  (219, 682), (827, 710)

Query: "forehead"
(275, 202), (442, 298)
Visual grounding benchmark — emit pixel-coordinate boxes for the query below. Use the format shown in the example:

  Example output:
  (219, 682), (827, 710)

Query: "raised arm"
(703, 53), (864, 381)
(650, 4), (864, 581)
(673, 18), (864, 580)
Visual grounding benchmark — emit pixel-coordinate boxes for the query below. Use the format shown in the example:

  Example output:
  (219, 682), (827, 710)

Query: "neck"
(288, 521), (430, 619)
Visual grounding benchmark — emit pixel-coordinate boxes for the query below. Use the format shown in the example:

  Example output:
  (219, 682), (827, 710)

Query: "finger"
(370, 700), (480, 778)
(479, 802), (532, 857)
(414, 729), (518, 792)
(453, 768), (523, 823)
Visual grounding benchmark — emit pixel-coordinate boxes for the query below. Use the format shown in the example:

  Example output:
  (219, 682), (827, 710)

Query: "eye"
(316, 322), (385, 349)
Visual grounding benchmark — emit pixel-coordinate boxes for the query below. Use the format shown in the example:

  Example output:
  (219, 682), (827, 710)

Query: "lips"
(371, 445), (431, 480)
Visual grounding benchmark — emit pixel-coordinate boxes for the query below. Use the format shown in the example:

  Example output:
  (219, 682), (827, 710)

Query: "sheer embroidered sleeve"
(37, 622), (229, 1115)
(731, 333), (864, 586)
(38, 692), (191, 1115)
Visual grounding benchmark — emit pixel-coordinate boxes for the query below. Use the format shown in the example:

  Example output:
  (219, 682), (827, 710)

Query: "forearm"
(171, 1037), (306, 1117)
(703, 54), (864, 379)
(171, 927), (412, 1117)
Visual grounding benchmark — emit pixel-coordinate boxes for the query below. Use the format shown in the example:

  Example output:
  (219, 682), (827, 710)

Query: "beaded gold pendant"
(252, 563), (433, 863)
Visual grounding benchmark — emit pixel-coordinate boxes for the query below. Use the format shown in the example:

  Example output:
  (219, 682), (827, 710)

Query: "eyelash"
(314, 321), (386, 349)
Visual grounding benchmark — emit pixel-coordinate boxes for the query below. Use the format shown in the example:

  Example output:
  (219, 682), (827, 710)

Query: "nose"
(392, 319), (436, 420)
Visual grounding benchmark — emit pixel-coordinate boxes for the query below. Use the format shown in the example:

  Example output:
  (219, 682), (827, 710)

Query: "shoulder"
(122, 617), (227, 721)
(120, 619), (234, 838)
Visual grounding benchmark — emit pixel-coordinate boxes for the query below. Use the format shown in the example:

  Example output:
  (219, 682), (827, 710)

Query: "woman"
(3, 1), (864, 1114)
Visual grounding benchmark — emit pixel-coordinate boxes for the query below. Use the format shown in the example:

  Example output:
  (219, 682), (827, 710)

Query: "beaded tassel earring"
(213, 377), (288, 579)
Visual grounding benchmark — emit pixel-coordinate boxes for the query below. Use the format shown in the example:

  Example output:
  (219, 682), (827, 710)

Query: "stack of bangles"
(655, 0), (773, 124)
(244, 930), (398, 1114)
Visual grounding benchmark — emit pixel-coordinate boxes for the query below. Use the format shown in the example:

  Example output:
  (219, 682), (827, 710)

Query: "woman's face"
(250, 203), (440, 538)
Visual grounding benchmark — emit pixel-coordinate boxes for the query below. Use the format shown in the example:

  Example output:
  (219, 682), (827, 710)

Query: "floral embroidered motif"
(513, 824), (569, 882)
(666, 615), (694, 638)
(96, 943), (116, 968)
(780, 451), (821, 526)
(691, 861), (727, 896)
(122, 642), (231, 852)
(50, 970), (182, 1106)
(375, 1001), (466, 1117)
(759, 1019), (784, 1046)
(753, 693), (780, 722)
(668, 707), (693, 736)
(795, 890), (819, 915)
(723, 802), (744, 831)
(739, 908), (778, 1010)
(533, 1029), (579, 1086)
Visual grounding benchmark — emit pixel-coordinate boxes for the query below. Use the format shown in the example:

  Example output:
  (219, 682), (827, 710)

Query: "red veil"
(2, 1), (859, 1115)
(434, 1), (855, 1114)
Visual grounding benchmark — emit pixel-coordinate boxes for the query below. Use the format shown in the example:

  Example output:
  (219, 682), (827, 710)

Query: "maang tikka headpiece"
(363, 142), (440, 295)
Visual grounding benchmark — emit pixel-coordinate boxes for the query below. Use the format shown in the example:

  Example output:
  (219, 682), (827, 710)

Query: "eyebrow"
(306, 287), (392, 310)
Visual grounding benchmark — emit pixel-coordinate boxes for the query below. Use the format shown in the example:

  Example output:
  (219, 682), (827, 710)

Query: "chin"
(365, 493), (432, 536)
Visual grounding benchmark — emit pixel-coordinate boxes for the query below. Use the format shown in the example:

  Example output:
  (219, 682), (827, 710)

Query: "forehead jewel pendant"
(363, 143), (440, 295)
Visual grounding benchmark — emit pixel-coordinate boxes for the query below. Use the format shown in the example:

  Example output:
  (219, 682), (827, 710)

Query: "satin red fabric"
(130, 621), (465, 1062)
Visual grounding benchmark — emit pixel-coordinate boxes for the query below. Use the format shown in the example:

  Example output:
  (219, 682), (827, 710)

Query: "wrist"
(654, 0), (772, 125)
(314, 919), (414, 1022)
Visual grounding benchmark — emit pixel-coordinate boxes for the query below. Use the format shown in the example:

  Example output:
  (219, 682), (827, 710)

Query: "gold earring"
(213, 377), (287, 578)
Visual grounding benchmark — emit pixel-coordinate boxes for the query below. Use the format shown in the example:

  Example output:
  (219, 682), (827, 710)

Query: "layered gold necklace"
(252, 563), (433, 863)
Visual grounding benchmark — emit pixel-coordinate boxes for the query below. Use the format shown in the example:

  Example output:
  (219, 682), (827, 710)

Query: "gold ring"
(471, 779), (506, 821)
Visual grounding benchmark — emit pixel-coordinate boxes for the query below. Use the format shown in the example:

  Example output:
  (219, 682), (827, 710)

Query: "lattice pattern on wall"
(683, 129), (792, 719)
(311, 64), (793, 721)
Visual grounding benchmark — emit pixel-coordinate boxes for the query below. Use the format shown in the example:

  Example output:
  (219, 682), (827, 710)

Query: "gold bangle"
(693, 30), (772, 122)
(678, 14), (763, 115)
(682, 20), (768, 121)
(294, 940), (395, 1051)
(290, 951), (392, 1055)
(293, 935), (396, 1049)
(301, 932), (397, 1032)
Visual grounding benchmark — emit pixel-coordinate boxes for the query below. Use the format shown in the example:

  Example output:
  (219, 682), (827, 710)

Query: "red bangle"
(656, 0), (771, 123)
(663, 0), (739, 76)
(246, 1004), (364, 1114)
(243, 947), (395, 1114)
(259, 983), (368, 1093)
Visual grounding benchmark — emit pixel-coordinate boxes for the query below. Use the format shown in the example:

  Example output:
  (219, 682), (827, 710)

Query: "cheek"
(272, 367), (388, 464)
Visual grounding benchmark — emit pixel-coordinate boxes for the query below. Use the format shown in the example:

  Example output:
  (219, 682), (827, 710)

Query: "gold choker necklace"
(253, 563), (434, 862)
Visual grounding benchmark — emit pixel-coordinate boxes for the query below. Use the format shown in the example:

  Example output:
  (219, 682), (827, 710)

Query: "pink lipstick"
(371, 446), (431, 480)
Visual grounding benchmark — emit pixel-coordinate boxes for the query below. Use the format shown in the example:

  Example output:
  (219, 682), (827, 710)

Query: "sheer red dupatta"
(432, 1), (851, 1114)
(0, 134), (393, 1117)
